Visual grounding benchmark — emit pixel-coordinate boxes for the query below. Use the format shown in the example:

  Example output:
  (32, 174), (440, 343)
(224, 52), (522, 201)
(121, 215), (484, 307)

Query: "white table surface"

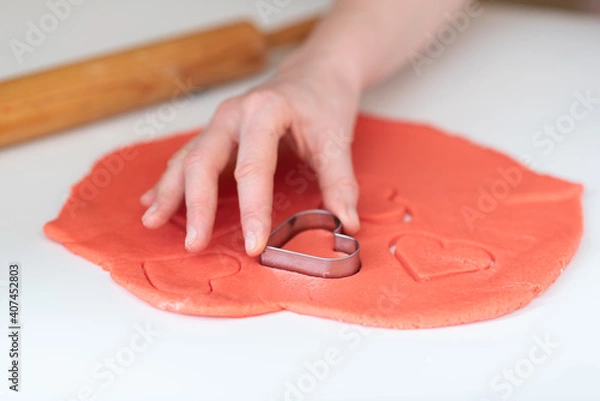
(1, 1), (599, 400)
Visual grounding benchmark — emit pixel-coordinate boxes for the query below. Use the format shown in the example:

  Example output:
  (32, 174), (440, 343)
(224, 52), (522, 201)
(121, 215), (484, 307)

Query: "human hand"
(139, 50), (362, 256)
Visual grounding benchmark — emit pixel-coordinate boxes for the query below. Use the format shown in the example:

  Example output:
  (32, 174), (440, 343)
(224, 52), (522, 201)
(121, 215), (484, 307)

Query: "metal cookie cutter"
(260, 209), (361, 278)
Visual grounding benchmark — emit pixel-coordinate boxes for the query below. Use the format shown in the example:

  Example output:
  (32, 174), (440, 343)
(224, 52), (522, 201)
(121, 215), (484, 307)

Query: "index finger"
(235, 92), (292, 255)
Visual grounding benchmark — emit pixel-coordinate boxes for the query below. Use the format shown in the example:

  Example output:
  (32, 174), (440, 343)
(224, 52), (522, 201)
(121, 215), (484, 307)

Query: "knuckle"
(155, 175), (183, 199)
(215, 98), (238, 117)
(241, 210), (269, 231)
(241, 89), (283, 112)
(186, 198), (206, 214)
(184, 150), (221, 178)
(182, 150), (205, 170)
(186, 199), (216, 224)
(155, 187), (173, 204)
(332, 177), (359, 196)
(153, 178), (170, 199)
(168, 148), (188, 167)
(234, 160), (266, 182)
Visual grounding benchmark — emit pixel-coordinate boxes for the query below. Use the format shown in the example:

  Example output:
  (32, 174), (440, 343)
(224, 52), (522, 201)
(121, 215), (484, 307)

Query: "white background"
(0, 1), (599, 400)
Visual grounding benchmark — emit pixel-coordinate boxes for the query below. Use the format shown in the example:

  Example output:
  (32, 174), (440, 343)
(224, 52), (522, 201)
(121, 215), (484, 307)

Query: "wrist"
(276, 45), (364, 97)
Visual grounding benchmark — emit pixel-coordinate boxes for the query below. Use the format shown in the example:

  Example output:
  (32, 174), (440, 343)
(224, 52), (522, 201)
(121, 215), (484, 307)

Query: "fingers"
(235, 92), (292, 256)
(140, 87), (357, 260)
(313, 136), (360, 234)
(182, 114), (237, 252)
(140, 188), (156, 207)
(141, 144), (190, 229)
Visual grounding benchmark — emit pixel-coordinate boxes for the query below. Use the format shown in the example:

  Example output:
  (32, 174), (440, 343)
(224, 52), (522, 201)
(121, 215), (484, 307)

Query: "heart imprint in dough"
(392, 233), (494, 282)
(143, 253), (241, 295)
(357, 174), (412, 224)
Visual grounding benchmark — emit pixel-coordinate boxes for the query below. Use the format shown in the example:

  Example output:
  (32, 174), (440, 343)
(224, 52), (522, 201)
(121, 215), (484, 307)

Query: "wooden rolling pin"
(0, 18), (318, 148)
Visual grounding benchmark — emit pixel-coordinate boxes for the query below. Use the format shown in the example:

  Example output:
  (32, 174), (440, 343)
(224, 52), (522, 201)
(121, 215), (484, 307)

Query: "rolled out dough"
(44, 115), (583, 329)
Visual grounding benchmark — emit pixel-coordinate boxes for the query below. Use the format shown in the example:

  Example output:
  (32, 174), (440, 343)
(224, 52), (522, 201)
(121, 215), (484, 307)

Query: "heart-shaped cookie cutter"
(260, 209), (361, 278)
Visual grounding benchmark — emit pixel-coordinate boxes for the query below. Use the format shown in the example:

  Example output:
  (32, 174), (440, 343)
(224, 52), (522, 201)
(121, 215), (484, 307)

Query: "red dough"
(44, 115), (584, 329)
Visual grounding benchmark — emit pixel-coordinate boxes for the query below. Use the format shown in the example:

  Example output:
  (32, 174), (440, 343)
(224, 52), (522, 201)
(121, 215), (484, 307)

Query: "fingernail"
(245, 231), (257, 253)
(185, 226), (198, 250)
(142, 203), (158, 222)
(347, 204), (359, 224)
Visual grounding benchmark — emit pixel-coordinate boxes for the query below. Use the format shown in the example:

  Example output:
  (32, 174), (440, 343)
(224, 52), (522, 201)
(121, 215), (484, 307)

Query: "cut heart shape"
(143, 253), (241, 295)
(357, 174), (412, 224)
(260, 209), (361, 278)
(392, 233), (494, 282)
